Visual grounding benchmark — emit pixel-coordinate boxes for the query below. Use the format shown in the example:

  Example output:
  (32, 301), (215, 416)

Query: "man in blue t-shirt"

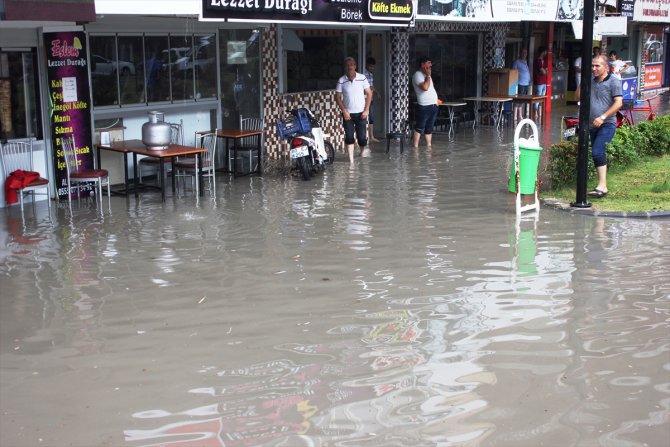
(512, 48), (530, 123)
(588, 55), (623, 198)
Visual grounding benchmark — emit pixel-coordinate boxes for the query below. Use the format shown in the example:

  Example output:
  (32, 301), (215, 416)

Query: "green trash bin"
(508, 144), (543, 194)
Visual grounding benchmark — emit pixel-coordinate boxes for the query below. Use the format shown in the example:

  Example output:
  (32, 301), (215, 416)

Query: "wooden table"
(505, 94), (546, 124)
(97, 139), (206, 202)
(197, 129), (263, 177)
(463, 96), (512, 130)
(437, 102), (467, 139)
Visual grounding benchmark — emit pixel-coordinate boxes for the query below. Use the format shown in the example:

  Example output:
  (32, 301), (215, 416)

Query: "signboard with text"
(634, 0), (670, 22)
(43, 30), (94, 200)
(201, 0), (415, 25)
(644, 62), (663, 89)
(417, 0), (584, 22)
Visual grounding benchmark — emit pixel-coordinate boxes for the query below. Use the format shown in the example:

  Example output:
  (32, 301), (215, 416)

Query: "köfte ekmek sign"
(201, 0), (415, 25)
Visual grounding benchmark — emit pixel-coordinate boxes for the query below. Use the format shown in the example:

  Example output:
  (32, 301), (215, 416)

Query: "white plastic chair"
(174, 131), (217, 196)
(62, 135), (111, 206)
(0, 139), (51, 218)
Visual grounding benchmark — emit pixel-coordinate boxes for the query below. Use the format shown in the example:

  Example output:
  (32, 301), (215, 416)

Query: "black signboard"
(620, 0), (635, 18)
(201, 0), (414, 25)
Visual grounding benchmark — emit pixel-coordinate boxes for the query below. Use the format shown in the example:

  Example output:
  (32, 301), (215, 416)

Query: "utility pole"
(571, 0), (594, 209)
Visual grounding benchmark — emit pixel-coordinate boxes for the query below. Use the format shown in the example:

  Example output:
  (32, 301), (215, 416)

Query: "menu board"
(43, 30), (94, 199)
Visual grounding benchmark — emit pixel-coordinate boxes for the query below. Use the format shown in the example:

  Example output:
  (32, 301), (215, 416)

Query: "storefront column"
(389, 29), (410, 133)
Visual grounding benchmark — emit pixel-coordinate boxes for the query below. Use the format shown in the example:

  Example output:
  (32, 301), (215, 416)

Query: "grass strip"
(545, 154), (670, 212)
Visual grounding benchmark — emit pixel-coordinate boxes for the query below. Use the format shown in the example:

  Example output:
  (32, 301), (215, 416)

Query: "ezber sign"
(201, 0), (415, 25)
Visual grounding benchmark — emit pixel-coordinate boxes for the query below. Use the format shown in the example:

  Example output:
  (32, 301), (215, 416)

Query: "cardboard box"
(488, 69), (519, 96)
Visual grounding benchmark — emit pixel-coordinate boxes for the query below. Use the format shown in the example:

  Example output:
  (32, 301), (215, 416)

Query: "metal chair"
(138, 120), (184, 184)
(386, 120), (411, 154)
(62, 135), (111, 205)
(174, 131), (217, 196)
(0, 139), (51, 217)
(230, 116), (263, 175)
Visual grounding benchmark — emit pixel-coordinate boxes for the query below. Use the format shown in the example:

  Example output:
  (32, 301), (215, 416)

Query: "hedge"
(548, 114), (670, 188)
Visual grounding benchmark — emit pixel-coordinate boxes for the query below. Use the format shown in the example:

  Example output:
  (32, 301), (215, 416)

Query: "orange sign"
(644, 63), (663, 90)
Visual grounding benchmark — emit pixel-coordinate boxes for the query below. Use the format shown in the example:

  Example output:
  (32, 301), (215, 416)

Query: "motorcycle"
(562, 111), (627, 142)
(277, 107), (335, 180)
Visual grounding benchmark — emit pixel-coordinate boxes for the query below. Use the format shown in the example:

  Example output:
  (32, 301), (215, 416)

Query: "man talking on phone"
(412, 57), (439, 149)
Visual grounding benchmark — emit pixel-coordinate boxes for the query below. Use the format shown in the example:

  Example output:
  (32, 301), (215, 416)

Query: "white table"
(438, 102), (467, 139)
(463, 96), (512, 130)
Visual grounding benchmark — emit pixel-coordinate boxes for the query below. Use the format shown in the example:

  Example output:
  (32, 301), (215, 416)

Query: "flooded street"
(1, 123), (669, 447)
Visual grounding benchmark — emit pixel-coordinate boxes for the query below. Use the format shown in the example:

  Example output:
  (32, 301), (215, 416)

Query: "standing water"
(1, 123), (669, 447)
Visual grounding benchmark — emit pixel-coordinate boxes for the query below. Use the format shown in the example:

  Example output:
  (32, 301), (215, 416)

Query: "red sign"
(644, 63), (664, 90)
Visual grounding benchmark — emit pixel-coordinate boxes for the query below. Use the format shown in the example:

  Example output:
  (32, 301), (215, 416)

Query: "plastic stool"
(386, 132), (406, 154)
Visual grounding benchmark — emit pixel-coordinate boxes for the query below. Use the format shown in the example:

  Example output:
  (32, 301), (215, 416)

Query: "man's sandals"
(587, 188), (608, 198)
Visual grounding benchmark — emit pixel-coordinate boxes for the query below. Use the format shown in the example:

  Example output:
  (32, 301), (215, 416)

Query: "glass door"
(219, 29), (262, 128)
(0, 49), (42, 140)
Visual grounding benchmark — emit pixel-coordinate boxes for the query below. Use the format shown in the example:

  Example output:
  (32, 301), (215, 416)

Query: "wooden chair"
(230, 116), (263, 175)
(138, 120), (184, 184)
(174, 131), (217, 196)
(0, 139), (51, 218)
(62, 135), (111, 205)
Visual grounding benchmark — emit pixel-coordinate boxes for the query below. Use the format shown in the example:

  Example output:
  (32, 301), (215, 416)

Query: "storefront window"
(410, 33), (479, 101)
(170, 35), (193, 102)
(284, 29), (360, 93)
(89, 33), (218, 108)
(118, 35), (144, 105)
(90, 35), (120, 106)
(194, 34), (218, 100)
(219, 29), (261, 128)
(0, 50), (42, 140)
(146, 35), (170, 103)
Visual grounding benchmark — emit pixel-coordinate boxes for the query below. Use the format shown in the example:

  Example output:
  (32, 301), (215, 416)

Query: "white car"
(91, 55), (136, 77)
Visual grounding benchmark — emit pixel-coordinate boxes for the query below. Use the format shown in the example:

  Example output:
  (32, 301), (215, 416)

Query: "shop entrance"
(219, 29), (262, 128)
(366, 33), (387, 136)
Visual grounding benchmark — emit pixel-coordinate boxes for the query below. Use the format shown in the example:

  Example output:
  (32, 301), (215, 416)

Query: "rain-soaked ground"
(1, 100), (669, 447)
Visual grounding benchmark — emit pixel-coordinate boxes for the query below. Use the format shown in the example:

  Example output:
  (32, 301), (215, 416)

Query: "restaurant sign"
(416, 0), (584, 22)
(200, 0), (415, 25)
(42, 30), (94, 200)
(634, 0), (670, 22)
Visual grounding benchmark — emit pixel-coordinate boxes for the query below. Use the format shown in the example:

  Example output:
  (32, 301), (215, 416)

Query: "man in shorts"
(335, 57), (373, 164)
(412, 56), (439, 148)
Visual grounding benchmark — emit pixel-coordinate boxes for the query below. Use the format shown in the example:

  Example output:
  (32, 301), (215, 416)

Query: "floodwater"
(1, 116), (669, 447)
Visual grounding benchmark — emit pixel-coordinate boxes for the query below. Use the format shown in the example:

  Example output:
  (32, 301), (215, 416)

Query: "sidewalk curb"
(541, 198), (670, 219)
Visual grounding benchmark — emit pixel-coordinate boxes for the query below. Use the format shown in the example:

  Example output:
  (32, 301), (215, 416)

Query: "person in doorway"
(364, 57), (382, 143)
(411, 56), (439, 148)
(512, 48), (531, 123)
(593, 46), (602, 57)
(533, 46), (548, 123)
(588, 54), (623, 198)
(574, 55), (582, 101)
(608, 50), (629, 79)
(335, 57), (372, 164)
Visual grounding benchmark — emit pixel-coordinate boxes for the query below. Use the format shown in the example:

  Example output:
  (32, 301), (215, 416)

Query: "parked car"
(161, 47), (190, 72)
(91, 55), (136, 77)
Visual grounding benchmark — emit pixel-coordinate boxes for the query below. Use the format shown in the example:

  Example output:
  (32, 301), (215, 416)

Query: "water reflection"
(1, 128), (669, 446)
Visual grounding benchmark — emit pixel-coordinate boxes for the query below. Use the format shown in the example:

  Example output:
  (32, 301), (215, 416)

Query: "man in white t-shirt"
(411, 56), (439, 148)
(574, 56), (582, 86)
(608, 50), (629, 79)
(335, 57), (372, 164)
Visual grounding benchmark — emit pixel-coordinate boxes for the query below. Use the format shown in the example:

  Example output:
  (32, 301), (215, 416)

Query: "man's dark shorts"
(343, 112), (368, 146)
(414, 104), (438, 135)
